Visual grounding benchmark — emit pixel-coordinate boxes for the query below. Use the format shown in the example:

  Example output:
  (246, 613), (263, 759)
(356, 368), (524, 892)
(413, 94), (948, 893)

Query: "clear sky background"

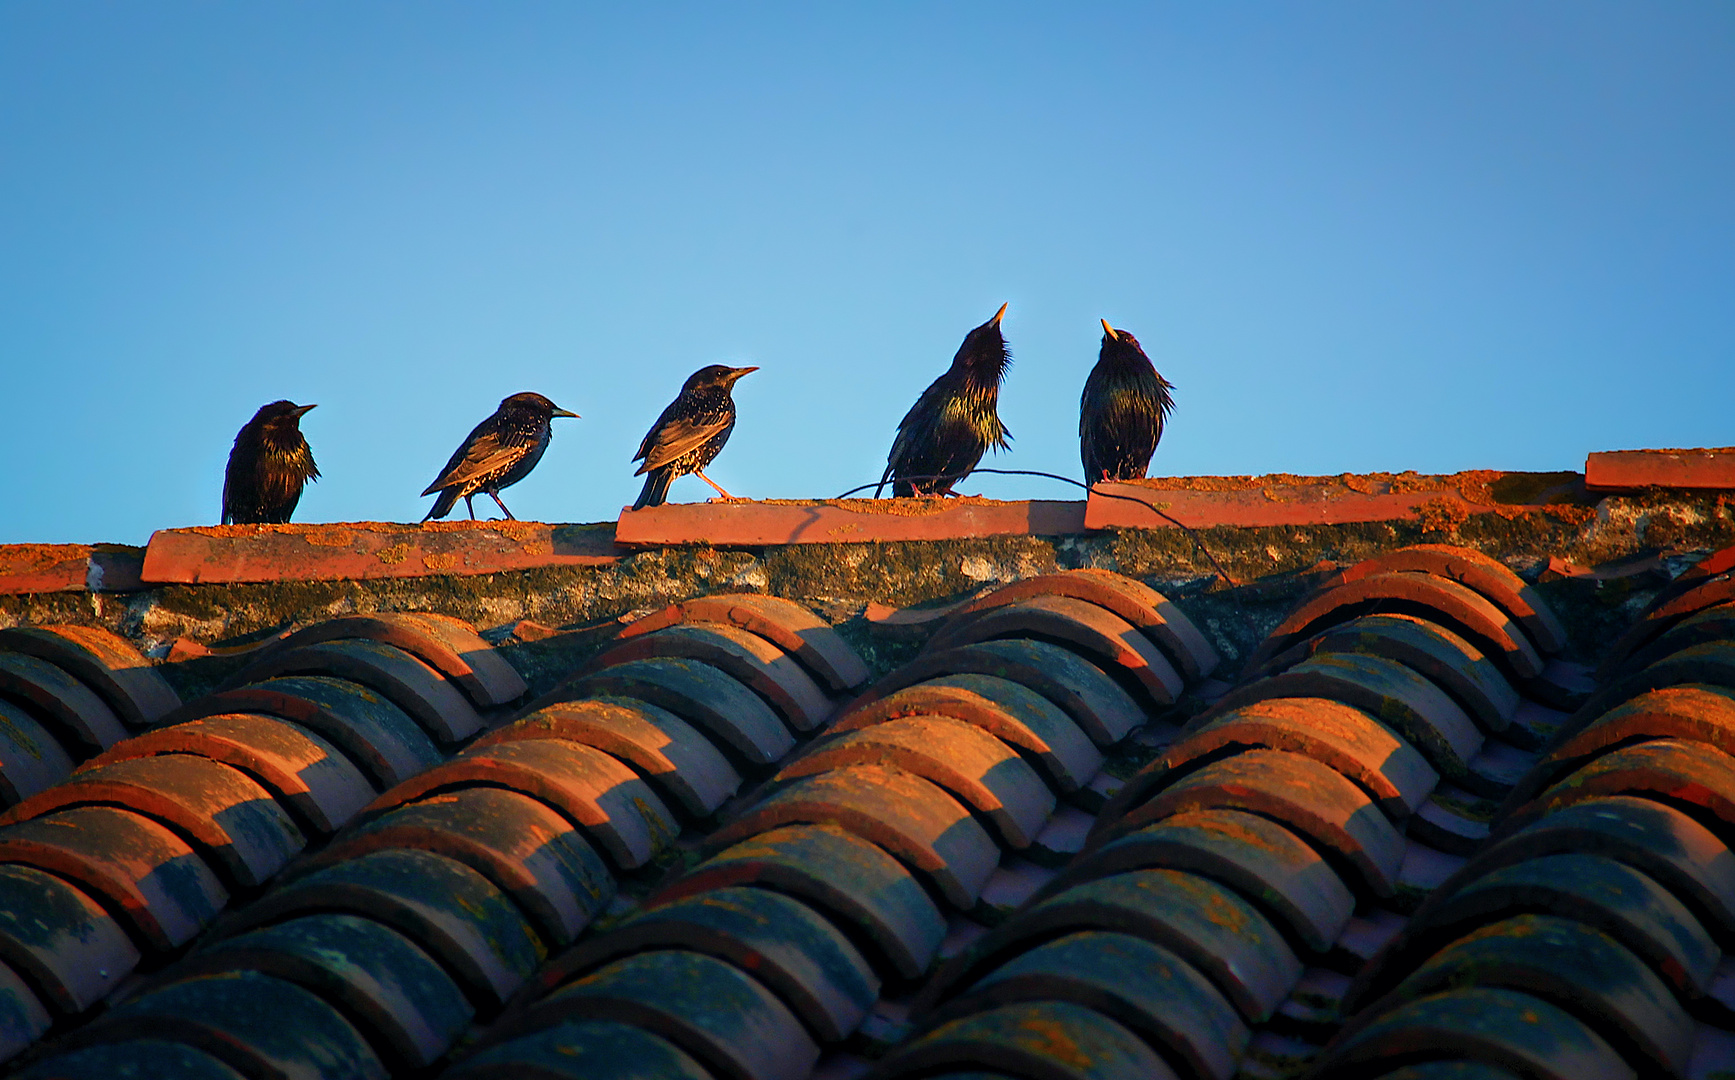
(2, 4), (1731, 545)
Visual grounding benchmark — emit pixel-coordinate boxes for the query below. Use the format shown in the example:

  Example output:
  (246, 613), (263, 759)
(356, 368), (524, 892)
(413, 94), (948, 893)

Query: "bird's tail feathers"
(423, 487), (460, 522)
(633, 469), (673, 511)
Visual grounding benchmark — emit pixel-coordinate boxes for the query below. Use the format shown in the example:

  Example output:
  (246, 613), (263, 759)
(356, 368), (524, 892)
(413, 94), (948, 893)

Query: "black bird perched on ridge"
(1080, 319), (1175, 484)
(877, 303), (1012, 497)
(632, 364), (758, 510)
(222, 400), (320, 525)
(421, 392), (578, 521)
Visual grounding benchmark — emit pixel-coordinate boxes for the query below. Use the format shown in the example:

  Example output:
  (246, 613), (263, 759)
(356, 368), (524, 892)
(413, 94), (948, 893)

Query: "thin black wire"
(834, 467), (1241, 587)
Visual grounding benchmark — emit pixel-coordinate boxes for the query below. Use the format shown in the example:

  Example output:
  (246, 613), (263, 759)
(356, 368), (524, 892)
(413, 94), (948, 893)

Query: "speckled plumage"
(1080, 321), (1174, 484)
(632, 365), (758, 510)
(222, 400), (320, 525)
(422, 392), (578, 521)
(878, 305), (1012, 497)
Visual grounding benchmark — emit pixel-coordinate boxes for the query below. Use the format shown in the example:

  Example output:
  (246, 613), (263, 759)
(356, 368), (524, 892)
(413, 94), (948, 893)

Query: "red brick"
(1083, 470), (1575, 531)
(139, 520), (621, 584)
(1586, 447), (1735, 490)
(0, 546), (90, 596)
(614, 498), (1087, 547)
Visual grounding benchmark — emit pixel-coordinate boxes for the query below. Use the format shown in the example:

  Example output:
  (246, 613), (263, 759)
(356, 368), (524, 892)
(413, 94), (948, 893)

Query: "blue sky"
(2, 4), (1730, 545)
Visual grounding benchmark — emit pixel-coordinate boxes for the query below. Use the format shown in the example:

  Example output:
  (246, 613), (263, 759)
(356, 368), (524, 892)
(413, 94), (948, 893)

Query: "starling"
(1080, 319), (1175, 484)
(421, 392), (579, 521)
(877, 304), (1012, 497)
(222, 400), (320, 525)
(631, 364), (758, 510)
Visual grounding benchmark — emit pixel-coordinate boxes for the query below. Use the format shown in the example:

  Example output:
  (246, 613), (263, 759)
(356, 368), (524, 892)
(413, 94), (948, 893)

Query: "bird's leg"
(489, 492), (516, 520)
(695, 471), (738, 501)
(464, 495), (477, 520)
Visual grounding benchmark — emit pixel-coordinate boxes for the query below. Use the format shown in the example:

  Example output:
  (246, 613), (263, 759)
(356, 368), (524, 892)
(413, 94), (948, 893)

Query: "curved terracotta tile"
(221, 638), (484, 744)
(0, 653), (128, 755)
(1094, 749), (1406, 900)
(941, 569), (1220, 682)
(239, 612), (526, 708)
(365, 740), (677, 872)
(779, 716), (1055, 849)
(1243, 572), (1543, 683)
(1337, 544), (1568, 656)
(705, 765), (1000, 911)
(924, 594), (1186, 707)
(831, 674), (1102, 795)
(649, 823), (946, 981)
(585, 623), (837, 732)
(311, 786), (614, 948)
(0, 626), (180, 729)
(475, 697), (742, 818)
(83, 713), (377, 836)
(1253, 613), (1519, 732)
(854, 639), (1145, 749)
(617, 593), (870, 694)
(0, 755), (303, 890)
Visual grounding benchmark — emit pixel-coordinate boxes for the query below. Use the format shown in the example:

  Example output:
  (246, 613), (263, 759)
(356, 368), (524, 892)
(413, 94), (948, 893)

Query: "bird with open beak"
(421, 392), (579, 521)
(877, 303), (1012, 497)
(1080, 319), (1175, 484)
(222, 400), (320, 524)
(631, 364), (758, 510)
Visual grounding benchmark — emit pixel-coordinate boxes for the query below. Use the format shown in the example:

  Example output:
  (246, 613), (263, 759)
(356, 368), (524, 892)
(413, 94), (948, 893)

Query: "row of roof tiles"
(5, 456), (1732, 595)
(0, 568), (1215, 1078)
(0, 543), (1729, 1077)
(1310, 554), (1735, 1080)
(860, 544), (1581, 1080)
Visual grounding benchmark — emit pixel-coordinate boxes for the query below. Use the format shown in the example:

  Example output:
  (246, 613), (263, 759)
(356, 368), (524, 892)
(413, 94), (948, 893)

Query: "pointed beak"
(294, 403), (318, 417)
(730, 366), (760, 381)
(1100, 319), (1117, 340)
(990, 303), (1008, 326)
(552, 408), (580, 419)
